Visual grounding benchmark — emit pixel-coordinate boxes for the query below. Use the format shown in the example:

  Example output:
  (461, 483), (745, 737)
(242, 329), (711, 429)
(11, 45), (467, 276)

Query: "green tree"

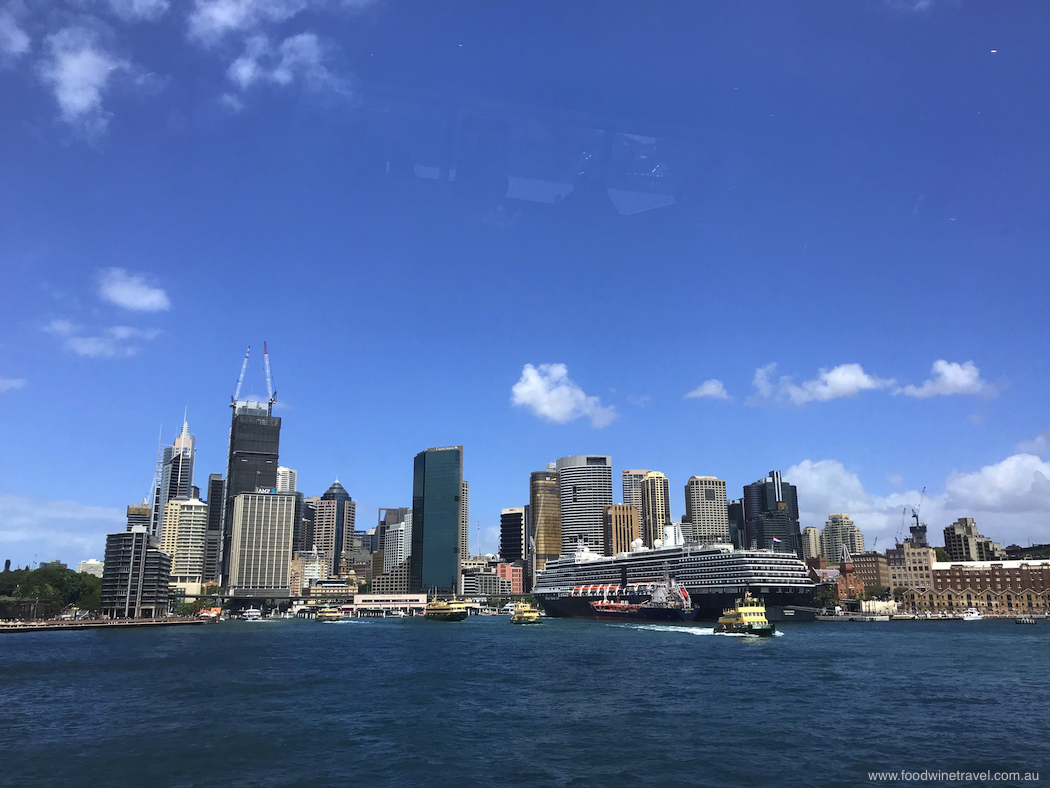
(814, 585), (839, 609)
(934, 547), (950, 562)
(76, 586), (101, 612)
(892, 585), (910, 601)
(862, 584), (888, 601)
(176, 598), (213, 616)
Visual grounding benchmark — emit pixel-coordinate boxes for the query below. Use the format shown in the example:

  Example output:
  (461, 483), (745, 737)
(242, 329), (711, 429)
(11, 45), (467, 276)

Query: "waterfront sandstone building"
(100, 527), (172, 619)
(603, 504), (639, 556)
(896, 559), (1050, 614)
(556, 455), (613, 555)
(684, 476), (730, 544)
(529, 468), (560, 585)
(410, 446), (464, 595)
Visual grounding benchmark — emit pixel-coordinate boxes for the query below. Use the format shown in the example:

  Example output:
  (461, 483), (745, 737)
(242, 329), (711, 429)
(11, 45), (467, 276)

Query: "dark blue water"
(2, 618), (1048, 787)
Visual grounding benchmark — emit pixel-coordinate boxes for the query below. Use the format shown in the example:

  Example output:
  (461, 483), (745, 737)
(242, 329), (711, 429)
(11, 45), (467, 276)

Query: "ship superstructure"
(533, 541), (816, 622)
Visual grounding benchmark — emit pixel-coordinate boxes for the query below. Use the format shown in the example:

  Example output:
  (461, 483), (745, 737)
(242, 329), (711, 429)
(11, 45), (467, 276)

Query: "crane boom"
(232, 345), (250, 403)
(263, 341), (276, 415)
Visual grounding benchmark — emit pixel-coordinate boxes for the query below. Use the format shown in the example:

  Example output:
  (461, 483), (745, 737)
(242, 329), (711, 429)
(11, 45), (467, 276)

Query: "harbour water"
(3, 618), (1048, 787)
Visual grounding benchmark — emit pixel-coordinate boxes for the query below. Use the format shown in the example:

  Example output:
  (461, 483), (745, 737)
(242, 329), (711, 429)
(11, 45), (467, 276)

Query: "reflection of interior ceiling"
(356, 85), (693, 216)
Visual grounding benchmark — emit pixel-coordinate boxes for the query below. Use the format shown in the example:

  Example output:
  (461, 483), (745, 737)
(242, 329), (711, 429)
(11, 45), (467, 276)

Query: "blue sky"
(2, 0), (1049, 568)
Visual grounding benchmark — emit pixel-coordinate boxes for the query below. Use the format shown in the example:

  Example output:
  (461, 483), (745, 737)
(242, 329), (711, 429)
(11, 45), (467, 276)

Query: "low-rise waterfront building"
(893, 559), (1050, 614)
(886, 541), (936, 591)
(852, 551), (891, 593)
(372, 559), (410, 594)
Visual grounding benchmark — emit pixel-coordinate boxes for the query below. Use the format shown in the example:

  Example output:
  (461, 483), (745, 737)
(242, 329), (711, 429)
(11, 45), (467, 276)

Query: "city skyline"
(3, 4), (1050, 568)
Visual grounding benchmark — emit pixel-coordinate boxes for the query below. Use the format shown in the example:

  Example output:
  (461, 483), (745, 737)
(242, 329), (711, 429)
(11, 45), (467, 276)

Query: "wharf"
(0, 618), (212, 634)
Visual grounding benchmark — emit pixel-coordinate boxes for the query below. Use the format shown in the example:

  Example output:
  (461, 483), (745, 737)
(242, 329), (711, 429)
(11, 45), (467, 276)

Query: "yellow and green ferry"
(424, 597), (468, 622)
(714, 592), (776, 637)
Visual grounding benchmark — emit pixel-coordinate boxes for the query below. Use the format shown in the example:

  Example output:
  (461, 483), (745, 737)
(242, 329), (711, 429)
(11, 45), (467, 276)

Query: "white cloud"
(98, 268), (171, 311)
(626, 394), (651, 407)
(0, 376), (27, 393)
(945, 454), (1050, 513)
(1017, 430), (1050, 457)
(751, 362), (894, 405)
(37, 27), (128, 135)
(0, 10), (30, 61)
(107, 0), (171, 21)
(219, 91), (245, 111)
(0, 494), (124, 566)
(685, 379), (730, 400)
(511, 363), (617, 428)
(189, 0), (310, 43)
(227, 32), (346, 94)
(785, 454), (1050, 548)
(45, 319), (160, 358)
(896, 360), (994, 398)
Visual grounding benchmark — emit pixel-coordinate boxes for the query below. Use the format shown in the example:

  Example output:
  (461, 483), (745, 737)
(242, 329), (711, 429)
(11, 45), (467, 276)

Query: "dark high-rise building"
(743, 470), (801, 554)
(318, 481), (355, 575)
(203, 473), (224, 584)
(727, 499), (745, 549)
(100, 527), (171, 619)
(409, 446), (463, 595)
(221, 402), (281, 584)
(500, 507), (528, 563)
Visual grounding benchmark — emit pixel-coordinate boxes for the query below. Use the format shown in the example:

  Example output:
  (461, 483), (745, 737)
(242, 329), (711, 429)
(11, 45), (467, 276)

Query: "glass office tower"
(409, 446), (463, 595)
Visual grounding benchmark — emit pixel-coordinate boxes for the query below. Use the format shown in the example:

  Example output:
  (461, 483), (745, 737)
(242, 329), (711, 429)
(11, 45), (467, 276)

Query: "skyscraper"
(684, 476), (730, 545)
(820, 514), (865, 561)
(603, 504), (639, 556)
(943, 518), (1004, 561)
(160, 497), (209, 594)
(743, 470), (801, 553)
(203, 474), (224, 584)
(409, 446), (463, 594)
(529, 468), (560, 584)
(151, 419), (196, 537)
(555, 455), (613, 554)
(314, 482), (356, 576)
(621, 469), (650, 532)
(459, 480), (470, 561)
(801, 526), (821, 561)
(640, 471), (671, 547)
(382, 513), (412, 574)
(221, 400), (281, 584)
(276, 466), (297, 493)
(227, 490), (296, 599)
(726, 499), (745, 549)
(500, 507), (527, 563)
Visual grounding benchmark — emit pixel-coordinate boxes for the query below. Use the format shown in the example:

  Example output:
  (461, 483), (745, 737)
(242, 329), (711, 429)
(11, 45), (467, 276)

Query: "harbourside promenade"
(0, 617), (212, 634)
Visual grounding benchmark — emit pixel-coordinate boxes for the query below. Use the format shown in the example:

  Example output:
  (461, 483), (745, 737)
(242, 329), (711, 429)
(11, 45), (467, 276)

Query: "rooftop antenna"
(263, 341), (276, 416)
(232, 345), (251, 405)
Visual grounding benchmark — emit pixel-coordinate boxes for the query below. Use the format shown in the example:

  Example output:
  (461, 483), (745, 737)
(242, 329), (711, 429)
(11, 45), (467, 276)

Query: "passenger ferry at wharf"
(533, 538), (817, 623)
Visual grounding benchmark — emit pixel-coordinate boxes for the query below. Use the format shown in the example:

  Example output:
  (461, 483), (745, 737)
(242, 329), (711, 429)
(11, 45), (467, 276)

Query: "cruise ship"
(533, 541), (817, 623)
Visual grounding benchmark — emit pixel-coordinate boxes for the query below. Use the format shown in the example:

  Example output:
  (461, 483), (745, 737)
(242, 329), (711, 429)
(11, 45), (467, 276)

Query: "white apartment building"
(556, 455), (613, 554)
(684, 476), (729, 544)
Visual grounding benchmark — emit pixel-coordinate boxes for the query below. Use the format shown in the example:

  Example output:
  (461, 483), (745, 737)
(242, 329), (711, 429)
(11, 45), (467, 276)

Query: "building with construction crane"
(220, 344), (282, 586)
